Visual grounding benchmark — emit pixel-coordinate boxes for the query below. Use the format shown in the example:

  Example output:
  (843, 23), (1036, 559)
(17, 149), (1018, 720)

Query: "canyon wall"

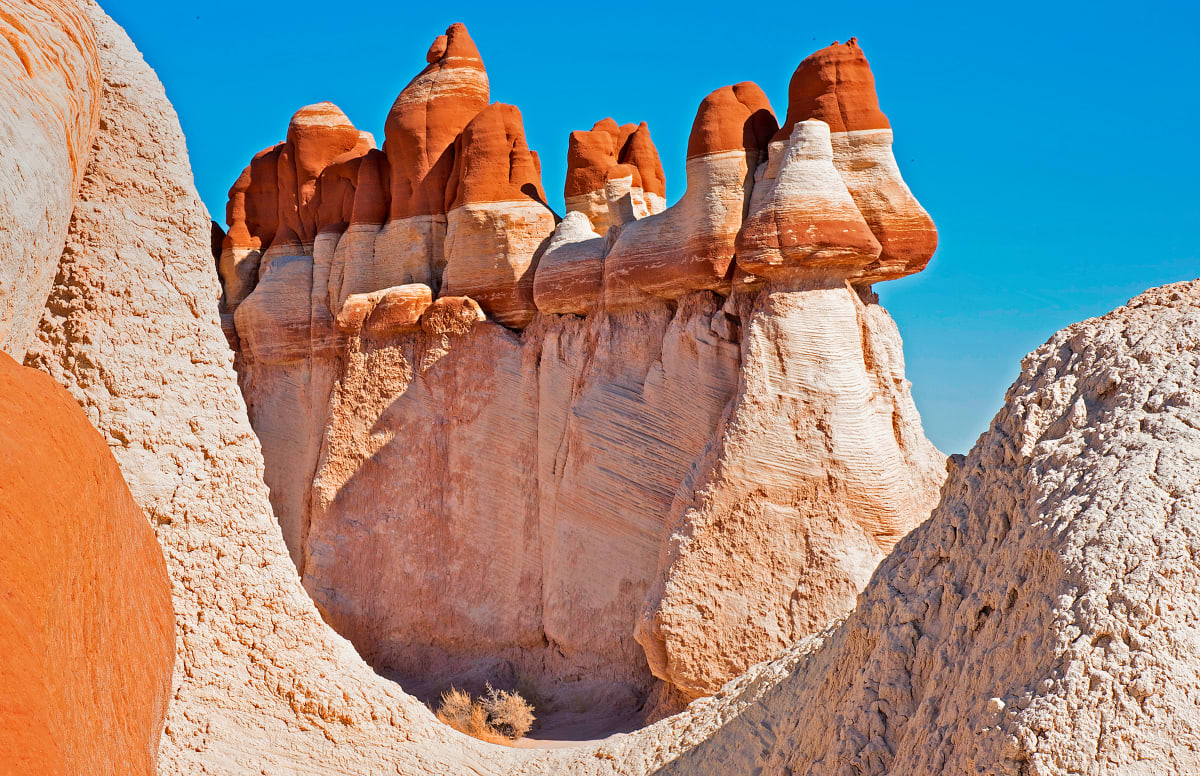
(220, 27), (945, 711)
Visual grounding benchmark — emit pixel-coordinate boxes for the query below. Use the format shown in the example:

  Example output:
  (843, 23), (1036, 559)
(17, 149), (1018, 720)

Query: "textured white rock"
(636, 279), (944, 702)
(0, 0), (99, 358)
(532, 210), (605, 315)
(441, 199), (555, 327)
(833, 128), (937, 282)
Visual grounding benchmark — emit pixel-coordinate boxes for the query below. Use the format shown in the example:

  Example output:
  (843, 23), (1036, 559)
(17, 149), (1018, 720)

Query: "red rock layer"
(445, 103), (548, 209)
(565, 118), (622, 200)
(225, 144), (283, 254)
(275, 102), (362, 246)
(315, 144), (390, 235)
(0, 353), (174, 776)
(564, 118), (665, 202)
(383, 23), (489, 220)
(619, 123), (666, 199)
(773, 38), (889, 140)
(687, 82), (777, 159)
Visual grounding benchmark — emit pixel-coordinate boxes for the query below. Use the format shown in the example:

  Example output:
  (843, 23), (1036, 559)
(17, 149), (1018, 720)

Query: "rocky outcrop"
(562, 118), (666, 234)
(584, 281), (1200, 775)
(218, 23), (945, 716)
(0, 0), (100, 358)
(603, 82), (777, 308)
(380, 22), (489, 290)
(634, 281), (944, 702)
(0, 352), (174, 776)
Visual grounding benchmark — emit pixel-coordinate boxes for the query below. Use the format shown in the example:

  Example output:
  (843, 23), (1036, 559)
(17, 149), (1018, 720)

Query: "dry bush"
(481, 684), (534, 739)
(435, 684), (535, 744)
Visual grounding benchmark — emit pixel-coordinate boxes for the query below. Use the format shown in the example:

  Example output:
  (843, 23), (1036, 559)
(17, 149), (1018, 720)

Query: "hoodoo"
(217, 21), (945, 719)
(771, 39), (938, 281)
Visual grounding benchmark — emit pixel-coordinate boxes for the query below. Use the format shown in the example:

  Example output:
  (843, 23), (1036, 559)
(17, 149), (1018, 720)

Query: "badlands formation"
(1, 2), (1199, 775)
(218, 23), (945, 715)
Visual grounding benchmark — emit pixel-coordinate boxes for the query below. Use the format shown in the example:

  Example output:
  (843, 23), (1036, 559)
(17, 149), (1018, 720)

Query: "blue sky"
(104, 0), (1197, 454)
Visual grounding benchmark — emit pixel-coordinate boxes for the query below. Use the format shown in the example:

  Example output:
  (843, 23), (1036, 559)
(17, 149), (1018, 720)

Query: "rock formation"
(0, 0), (99, 358)
(6, 2), (1200, 774)
(0, 353), (174, 776)
(770, 39), (937, 282)
(562, 118), (666, 234)
(441, 102), (556, 327)
(217, 23), (945, 718)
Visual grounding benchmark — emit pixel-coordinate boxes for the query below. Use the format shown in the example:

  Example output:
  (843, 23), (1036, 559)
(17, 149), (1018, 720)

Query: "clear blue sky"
(104, 0), (1198, 454)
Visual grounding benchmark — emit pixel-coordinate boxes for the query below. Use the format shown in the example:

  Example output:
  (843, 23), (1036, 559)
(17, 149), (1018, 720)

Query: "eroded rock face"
(596, 281), (1200, 775)
(0, 0), (100, 358)
(219, 23), (945, 715)
(0, 353), (174, 776)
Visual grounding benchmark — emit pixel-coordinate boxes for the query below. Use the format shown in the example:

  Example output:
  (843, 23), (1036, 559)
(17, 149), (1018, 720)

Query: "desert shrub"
(435, 687), (475, 732)
(435, 684), (535, 744)
(480, 684), (535, 739)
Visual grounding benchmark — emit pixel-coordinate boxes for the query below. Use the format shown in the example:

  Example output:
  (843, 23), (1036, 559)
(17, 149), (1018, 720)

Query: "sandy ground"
(511, 711), (645, 749)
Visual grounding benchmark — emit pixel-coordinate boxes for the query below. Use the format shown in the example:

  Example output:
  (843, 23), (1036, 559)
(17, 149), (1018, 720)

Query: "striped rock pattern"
(768, 38), (938, 282)
(0, 0), (100, 358)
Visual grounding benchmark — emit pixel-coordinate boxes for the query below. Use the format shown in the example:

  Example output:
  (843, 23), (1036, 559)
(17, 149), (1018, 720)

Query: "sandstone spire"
(275, 102), (362, 248)
(602, 82), (777, 307)
(383, 23), (488, 221)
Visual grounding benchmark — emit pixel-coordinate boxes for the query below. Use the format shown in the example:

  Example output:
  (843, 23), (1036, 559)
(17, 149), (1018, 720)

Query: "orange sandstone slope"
(0, 353), (174, 776)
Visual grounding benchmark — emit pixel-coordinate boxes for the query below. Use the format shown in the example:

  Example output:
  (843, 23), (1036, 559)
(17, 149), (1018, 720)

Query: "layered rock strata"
(220, 28), (945, 713)
(0, 353), (174, 776)
(0, 0), (100, 358)
(770, 38), (937, 282)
